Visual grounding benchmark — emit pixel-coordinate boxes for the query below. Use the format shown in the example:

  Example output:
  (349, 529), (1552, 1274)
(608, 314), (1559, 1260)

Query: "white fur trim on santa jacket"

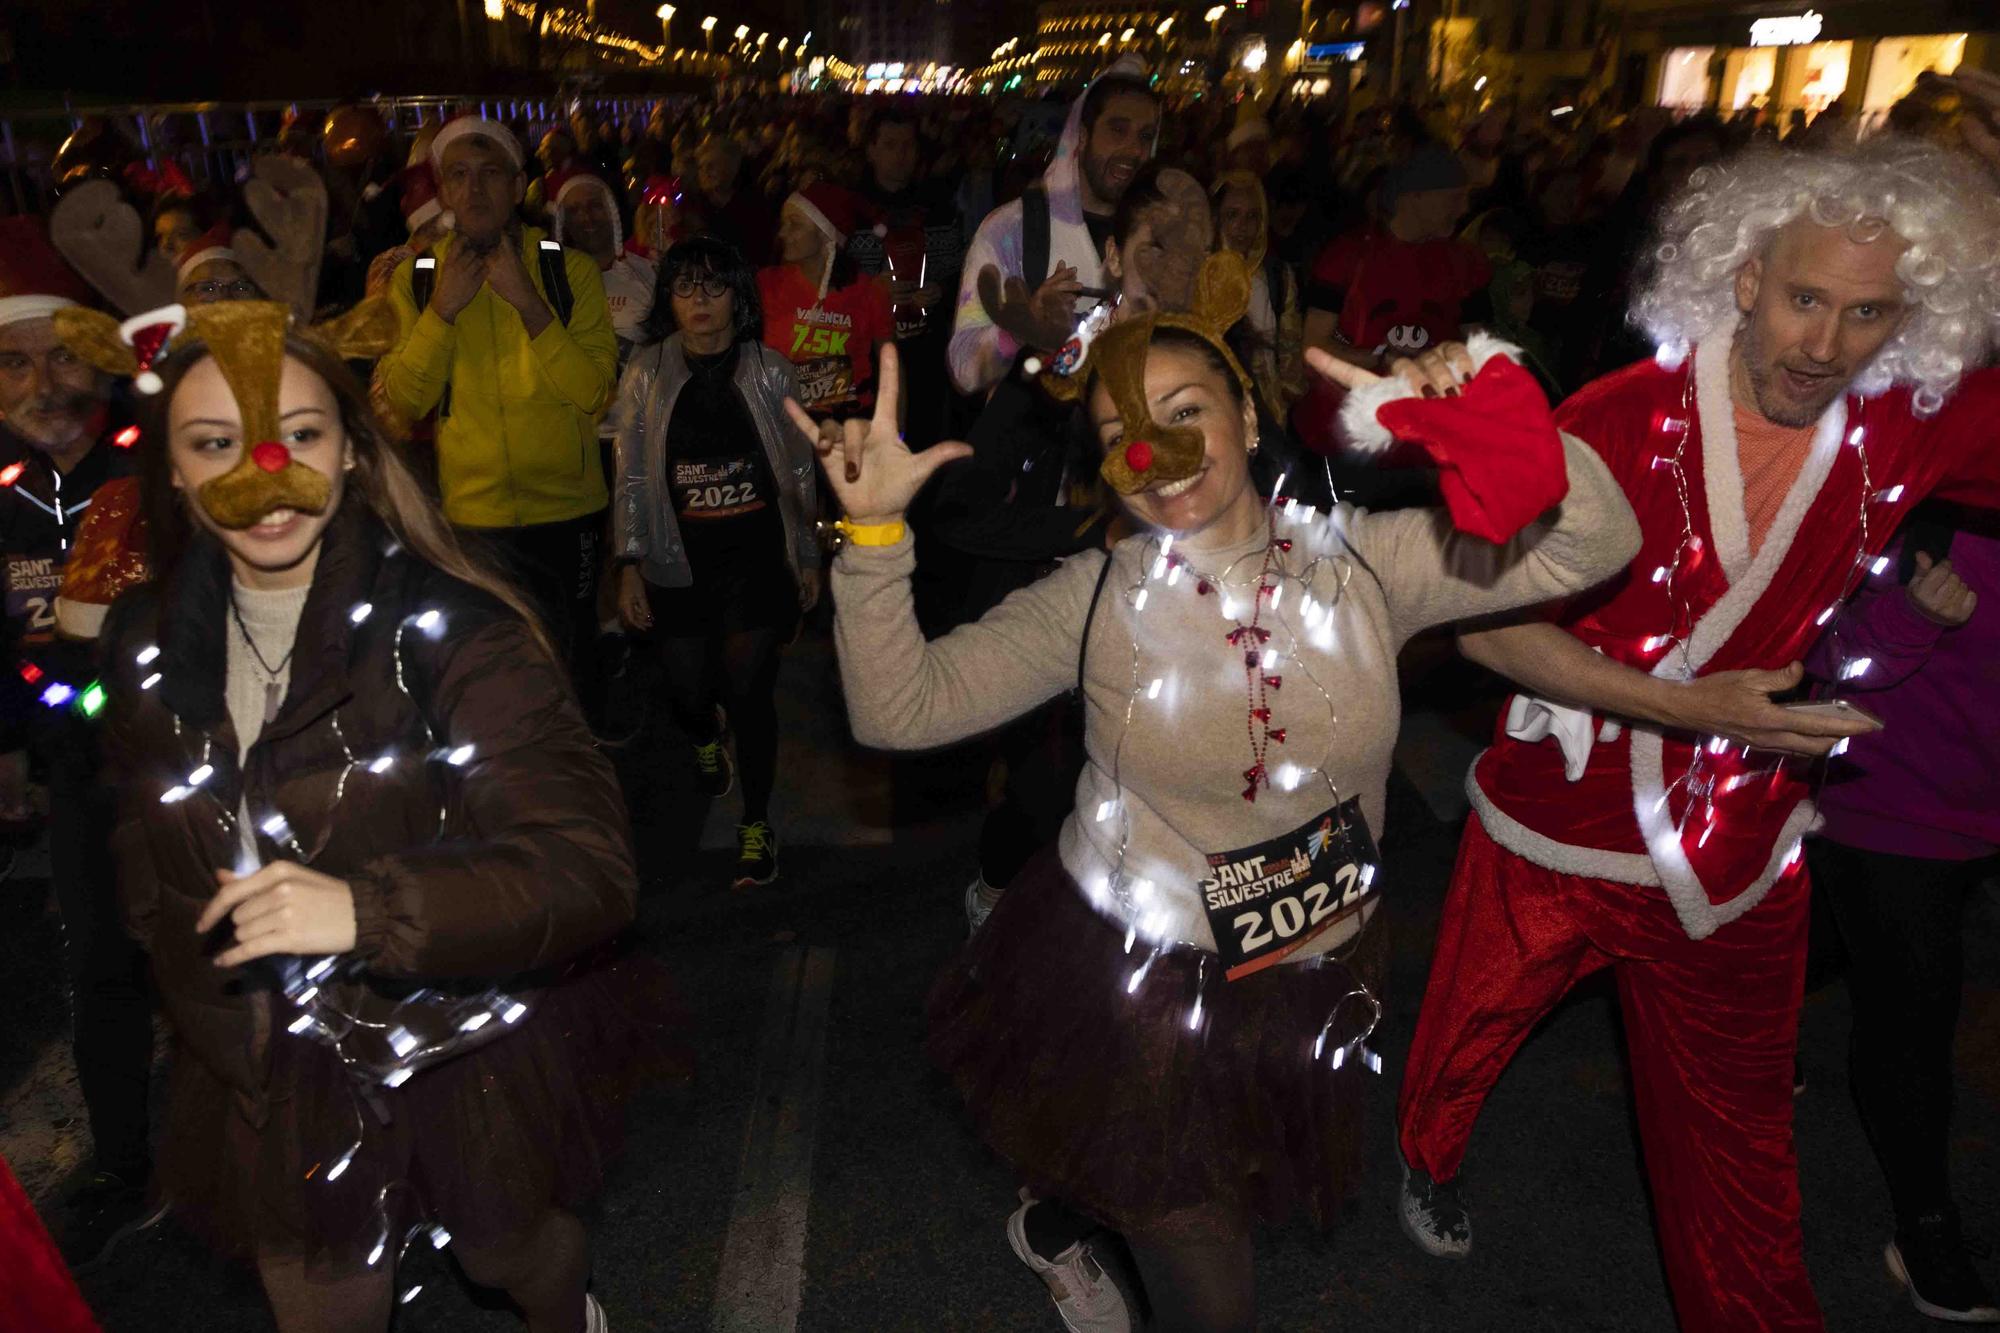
(1336, 331), (1524, 454)
(1461, 323), (2000, 940)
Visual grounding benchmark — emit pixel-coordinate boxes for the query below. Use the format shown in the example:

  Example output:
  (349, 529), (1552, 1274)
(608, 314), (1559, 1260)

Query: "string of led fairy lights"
(1641, 344), (1901, 856)
(1090, 481), (1384, 1075)
(137, 589), (525, 1304)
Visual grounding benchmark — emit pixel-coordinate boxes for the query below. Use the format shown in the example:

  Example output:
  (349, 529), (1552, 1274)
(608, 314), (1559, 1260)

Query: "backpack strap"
(410, 249), (451, 421)
(1077, 549), (1114, 697)
(1021, 184), (1052, 296)
(537, 239), (575, 327)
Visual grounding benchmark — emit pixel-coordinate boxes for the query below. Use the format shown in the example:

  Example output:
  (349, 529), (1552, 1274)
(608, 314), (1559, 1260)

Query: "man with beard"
(0, 282), (158, 1271)
(948, 62), (1161, 396)
(1391, 136), (2000, 1330)
(379, 118), (618, 702)
(848, 107), (965, 448)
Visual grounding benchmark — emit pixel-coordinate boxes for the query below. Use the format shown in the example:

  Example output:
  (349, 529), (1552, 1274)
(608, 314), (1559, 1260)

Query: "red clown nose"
(1124, 440), (1154, 472)
(250, 442), (291, 473)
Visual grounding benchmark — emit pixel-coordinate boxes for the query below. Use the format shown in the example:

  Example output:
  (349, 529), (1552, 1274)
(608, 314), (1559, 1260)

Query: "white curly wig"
(1633, 134), (2000, 416)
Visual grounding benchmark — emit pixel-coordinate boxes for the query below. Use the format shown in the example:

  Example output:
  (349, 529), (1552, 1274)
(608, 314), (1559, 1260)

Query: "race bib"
(1199, 797), (1381, 981)
(5, 553), (63, 642)
(672, 458), (768, 521)
(792, 351), (857, 413)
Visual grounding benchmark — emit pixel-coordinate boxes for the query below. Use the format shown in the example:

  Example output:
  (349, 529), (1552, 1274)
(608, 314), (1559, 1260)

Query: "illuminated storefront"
(1629, 2), (1992, 121)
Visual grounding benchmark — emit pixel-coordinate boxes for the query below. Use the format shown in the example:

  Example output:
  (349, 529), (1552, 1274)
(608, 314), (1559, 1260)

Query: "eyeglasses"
(671, 277), (730, 299)
(187, 279), (257, 300)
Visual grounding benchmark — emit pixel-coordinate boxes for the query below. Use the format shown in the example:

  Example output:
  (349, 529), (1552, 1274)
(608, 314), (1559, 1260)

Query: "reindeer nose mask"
(53, 298), (398, 530)
(1053, 252), (1259, 496)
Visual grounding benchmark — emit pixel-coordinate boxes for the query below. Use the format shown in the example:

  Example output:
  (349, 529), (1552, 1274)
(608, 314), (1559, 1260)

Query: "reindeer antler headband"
(53, 298), (398, 530)
(1050, 251), (1258, 496)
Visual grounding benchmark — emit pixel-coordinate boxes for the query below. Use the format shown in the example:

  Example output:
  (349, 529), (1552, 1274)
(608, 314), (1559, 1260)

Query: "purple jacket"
(1807, 527), (1999, 860)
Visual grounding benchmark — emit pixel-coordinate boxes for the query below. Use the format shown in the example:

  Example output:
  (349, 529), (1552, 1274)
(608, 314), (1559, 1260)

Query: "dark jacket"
(101, 503), (635, 1105)
(0, 419), (134, 750)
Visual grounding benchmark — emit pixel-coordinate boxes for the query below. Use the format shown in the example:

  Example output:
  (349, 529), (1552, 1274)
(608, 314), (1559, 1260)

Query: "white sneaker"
(965, 875), (998, 937)
(584, 1292), (608, 1333)
(1005, 1191), (1132, 1333)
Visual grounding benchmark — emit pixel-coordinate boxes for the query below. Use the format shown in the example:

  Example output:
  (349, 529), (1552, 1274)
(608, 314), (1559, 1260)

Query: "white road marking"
(709, 945), (837, 1333)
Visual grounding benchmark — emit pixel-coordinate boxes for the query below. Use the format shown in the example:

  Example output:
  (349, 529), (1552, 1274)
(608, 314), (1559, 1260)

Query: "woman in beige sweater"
(786, 268), (1641, 1331)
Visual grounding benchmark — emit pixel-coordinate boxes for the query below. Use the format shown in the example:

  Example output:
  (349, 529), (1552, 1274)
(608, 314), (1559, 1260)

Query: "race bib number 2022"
(1199, 797), (1382, 981)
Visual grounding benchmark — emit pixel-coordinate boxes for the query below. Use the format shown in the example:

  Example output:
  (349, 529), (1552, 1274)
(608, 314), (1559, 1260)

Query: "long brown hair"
(139, 332), (559, 662)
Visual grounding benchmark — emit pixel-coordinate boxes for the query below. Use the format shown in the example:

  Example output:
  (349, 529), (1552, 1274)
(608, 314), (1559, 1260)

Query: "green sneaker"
(692, 738), (735, 798)
(734, 820), (779, 888)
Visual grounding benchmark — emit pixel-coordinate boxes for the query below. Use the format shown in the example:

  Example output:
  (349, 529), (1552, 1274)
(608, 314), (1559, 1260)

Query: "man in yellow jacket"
(378, 116), (617, 683)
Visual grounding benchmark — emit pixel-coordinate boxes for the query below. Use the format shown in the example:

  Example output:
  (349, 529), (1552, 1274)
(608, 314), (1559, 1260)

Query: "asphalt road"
(5, 629), (1998, 1332)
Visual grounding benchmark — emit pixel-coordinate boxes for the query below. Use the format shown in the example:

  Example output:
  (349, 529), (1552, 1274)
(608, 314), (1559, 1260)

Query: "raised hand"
(1306, 342), (1478, 397)
(781, 345), (971, 526)
(430, 243), (491, 324)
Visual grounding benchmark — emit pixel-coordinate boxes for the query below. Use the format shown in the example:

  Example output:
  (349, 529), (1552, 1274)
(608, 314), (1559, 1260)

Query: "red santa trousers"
(1398, 813), (1821, 1332)
(0, 1153), (101, 1332)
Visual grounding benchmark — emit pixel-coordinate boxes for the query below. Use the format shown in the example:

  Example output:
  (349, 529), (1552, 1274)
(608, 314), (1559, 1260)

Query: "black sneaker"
(51, 1169), (168, 1275)
(1887, 1210), (2000, 1324)
(692, 738), (735, 799)
(733, 821), (778, 888)
(1399, 1153), (1472, 1259)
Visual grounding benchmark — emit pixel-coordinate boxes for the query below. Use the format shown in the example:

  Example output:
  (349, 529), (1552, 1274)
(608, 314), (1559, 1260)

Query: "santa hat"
(176, 224), (241, 286)
(399, 163), (446, 235)
(114, 305), (189, 395)
(428, 115), (524, 172)
(553, 173), (623, 257)
(786, 183), (864, 302)
(786, 182), (862, 247)
(0, 216), (92, 328)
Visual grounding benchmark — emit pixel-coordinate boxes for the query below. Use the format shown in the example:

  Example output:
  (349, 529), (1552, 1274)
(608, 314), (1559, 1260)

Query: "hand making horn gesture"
(1305, 342), (1479, 398)
(783, 345), (973, 527)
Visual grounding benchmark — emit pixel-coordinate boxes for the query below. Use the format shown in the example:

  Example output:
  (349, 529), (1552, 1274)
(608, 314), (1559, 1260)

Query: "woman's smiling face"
(168, 353), (352, 585)
(1089, 339), (1257, 541)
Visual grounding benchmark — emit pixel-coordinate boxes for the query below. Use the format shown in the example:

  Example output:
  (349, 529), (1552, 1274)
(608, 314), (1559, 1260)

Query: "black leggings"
(1806, 839), (1995, 1224)
(256, 1207), (589, 1333)
(656, 626), (787, 821)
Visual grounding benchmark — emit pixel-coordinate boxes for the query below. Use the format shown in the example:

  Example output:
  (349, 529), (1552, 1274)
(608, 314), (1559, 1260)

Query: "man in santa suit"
(1391, 133), (2000, 1330)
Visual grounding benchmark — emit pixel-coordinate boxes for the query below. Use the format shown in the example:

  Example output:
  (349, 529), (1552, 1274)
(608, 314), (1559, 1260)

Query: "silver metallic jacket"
(609, 335), (821, 589)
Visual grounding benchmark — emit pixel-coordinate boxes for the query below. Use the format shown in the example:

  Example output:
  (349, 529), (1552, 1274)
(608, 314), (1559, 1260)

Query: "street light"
(656, 3), (674, 51)
(1156, 16), (1173, 35)
(734, 23), (749, 40)
(701, 13), (716, 53)
(1204, 5), (1226, 20)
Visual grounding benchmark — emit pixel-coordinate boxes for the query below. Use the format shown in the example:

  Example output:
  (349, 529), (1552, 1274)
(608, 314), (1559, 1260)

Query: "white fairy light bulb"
(349, 602), (374, 625)
(136, 645), (160, 666)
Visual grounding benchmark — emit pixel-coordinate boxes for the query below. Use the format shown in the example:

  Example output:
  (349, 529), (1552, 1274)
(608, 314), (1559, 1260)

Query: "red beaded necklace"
(1172, 515), (1295, 802)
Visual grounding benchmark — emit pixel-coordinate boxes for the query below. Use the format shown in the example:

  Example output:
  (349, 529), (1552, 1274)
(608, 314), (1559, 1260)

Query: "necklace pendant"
(263, 681), (283, 727)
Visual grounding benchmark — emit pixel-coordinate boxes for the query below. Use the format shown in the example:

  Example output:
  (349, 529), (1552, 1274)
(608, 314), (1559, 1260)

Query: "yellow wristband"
(835, 518), (907, 547)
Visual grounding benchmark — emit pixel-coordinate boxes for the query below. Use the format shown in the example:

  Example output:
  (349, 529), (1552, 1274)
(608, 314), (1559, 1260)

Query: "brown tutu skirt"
(159, 949), (687, 1275)
(927, 847), (1389, 1239)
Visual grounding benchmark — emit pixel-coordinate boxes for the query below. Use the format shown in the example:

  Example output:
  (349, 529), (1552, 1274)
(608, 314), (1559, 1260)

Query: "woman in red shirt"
(756, 182), (897, 421)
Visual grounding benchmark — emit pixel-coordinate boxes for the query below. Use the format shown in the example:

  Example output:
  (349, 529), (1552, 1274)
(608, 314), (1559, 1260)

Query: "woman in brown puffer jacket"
(73, 297), (647, 1333)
